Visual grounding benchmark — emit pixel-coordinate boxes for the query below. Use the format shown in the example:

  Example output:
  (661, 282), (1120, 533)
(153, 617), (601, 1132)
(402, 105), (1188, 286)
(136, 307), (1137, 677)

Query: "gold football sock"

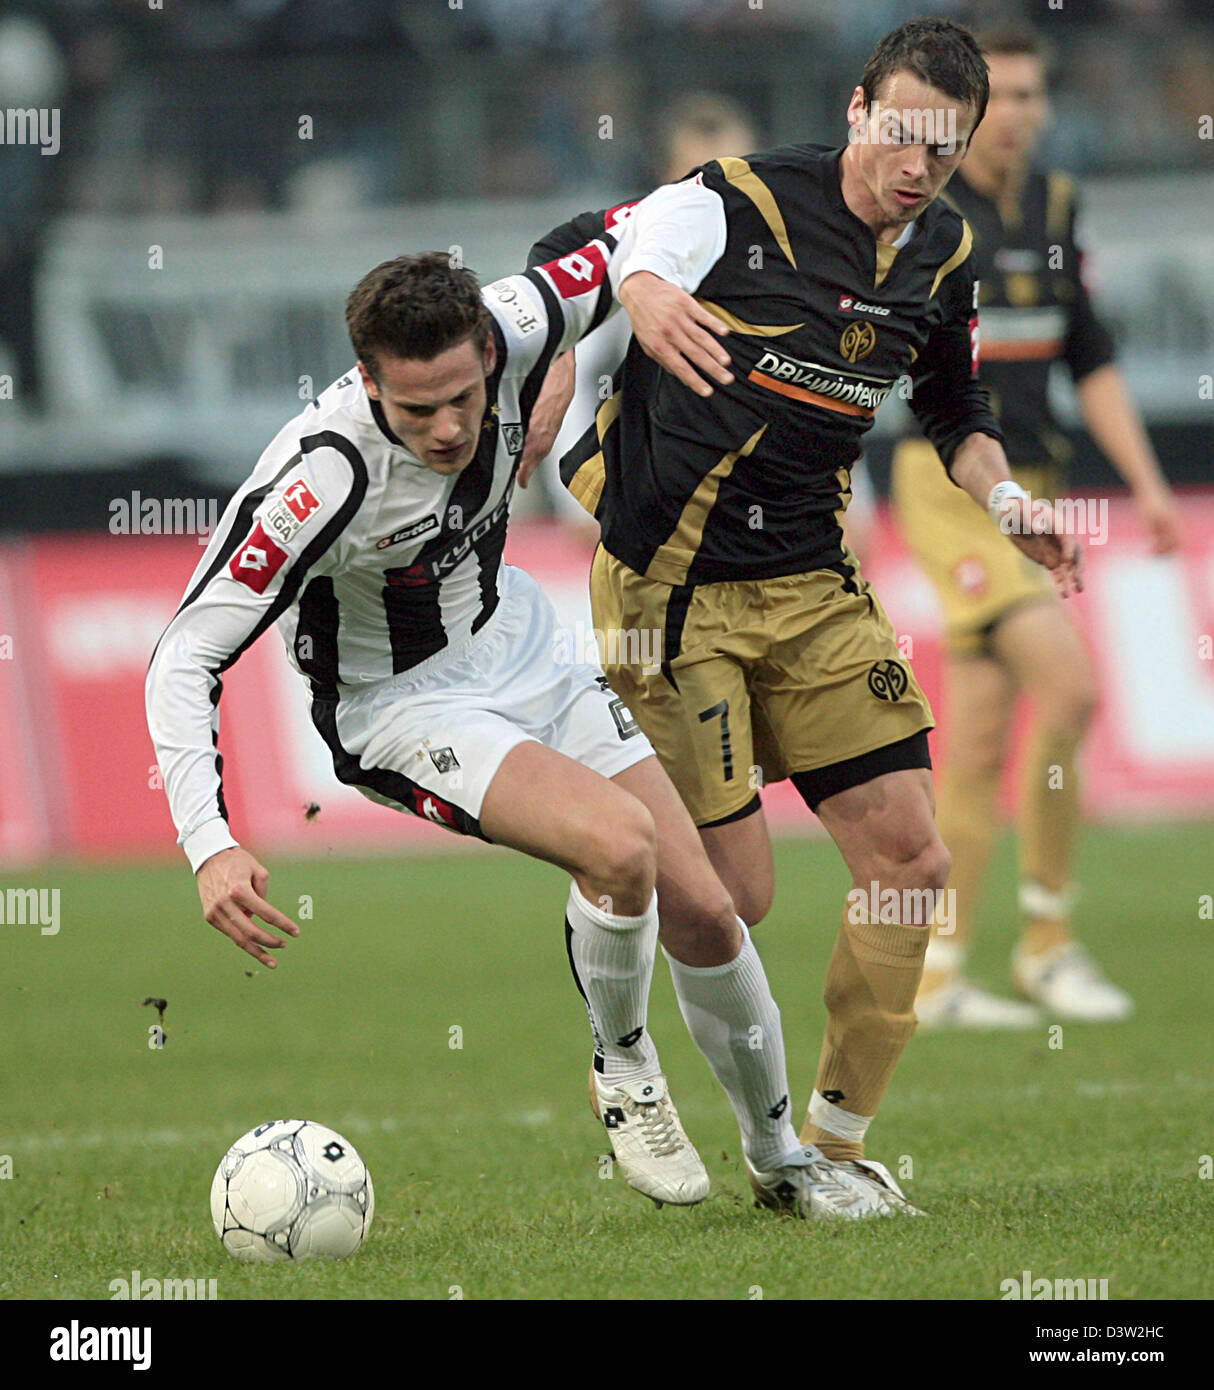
(800, 904), (931, 1163)
(918, 760), (1001, 996)
(1018, 721), (1082, 957)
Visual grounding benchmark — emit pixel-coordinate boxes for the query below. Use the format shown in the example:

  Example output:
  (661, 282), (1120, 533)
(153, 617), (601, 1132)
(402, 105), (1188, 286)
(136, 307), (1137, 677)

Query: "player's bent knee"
(579, 797), (658, 900)
(869, 826), (950, 892)
(659, 896), (742, 967)
(1051, 681), (1098, 736)
(691, 883), (740, 938)
(732, 879), (774, 929)
(915, 837), (952, 893)
(703, 853), (773, 928)
(951, 737), (1008, 782)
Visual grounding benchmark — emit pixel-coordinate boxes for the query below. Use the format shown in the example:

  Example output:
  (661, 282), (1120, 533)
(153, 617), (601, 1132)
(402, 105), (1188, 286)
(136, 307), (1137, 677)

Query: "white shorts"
(309, 565), (654, 840)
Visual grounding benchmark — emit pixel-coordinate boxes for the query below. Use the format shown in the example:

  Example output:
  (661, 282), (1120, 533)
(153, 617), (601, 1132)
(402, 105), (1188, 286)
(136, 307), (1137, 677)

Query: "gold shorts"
(590, 546), (935, 827)
(890, 438), (1057, 659)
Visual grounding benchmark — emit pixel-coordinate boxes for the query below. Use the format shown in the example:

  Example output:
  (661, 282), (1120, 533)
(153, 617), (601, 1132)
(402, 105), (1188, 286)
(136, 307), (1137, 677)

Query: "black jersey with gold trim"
(531, 142), (1002, 586)
(930, 166), (1116, 470)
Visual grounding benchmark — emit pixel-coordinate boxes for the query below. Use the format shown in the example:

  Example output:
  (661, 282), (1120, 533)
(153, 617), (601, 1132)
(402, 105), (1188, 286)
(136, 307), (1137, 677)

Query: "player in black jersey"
(891, 27), (1181, 1028)
(529, 18), (1083, 1212)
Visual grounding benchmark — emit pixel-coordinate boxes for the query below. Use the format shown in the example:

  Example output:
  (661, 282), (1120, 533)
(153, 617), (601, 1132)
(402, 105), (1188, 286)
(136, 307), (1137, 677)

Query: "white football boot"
(1012, 941), (1134, 1022)
(916, 977), (1041, 1030)
(746, 1145), (892, 1220)
(589, 1070), (710, 1208)
(833, 1158), (926, 1216)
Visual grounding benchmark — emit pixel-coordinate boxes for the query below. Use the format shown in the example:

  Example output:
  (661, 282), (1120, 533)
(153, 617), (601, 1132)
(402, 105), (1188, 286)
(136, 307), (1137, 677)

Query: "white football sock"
(663, 919), (802, 1170)
(564, 880), (661, 1084)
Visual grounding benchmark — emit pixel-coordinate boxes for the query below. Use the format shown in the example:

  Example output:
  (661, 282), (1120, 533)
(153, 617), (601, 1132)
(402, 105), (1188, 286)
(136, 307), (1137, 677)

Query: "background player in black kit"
(528, 18), (1082, 1213)
(891, 27), (1182, 1029)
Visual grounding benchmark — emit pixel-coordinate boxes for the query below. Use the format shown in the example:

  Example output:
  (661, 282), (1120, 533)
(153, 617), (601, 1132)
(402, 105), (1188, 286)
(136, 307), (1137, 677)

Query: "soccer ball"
(210, 1119), (374, 1262)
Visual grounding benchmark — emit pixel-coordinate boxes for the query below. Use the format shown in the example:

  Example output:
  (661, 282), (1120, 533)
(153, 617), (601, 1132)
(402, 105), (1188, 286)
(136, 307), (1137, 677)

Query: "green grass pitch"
(2, 823), (1210, 1300)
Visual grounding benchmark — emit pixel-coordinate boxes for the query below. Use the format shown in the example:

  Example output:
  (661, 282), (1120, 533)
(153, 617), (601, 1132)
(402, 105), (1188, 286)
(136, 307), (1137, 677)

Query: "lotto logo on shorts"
(228, 523), (288, 593)
(868, 660), (909, 702)
(412, 788), (459, 830)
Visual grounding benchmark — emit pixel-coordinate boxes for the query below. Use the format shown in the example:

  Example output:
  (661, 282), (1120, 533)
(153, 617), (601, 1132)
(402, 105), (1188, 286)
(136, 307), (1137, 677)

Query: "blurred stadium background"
(0, 0), (1211, 863)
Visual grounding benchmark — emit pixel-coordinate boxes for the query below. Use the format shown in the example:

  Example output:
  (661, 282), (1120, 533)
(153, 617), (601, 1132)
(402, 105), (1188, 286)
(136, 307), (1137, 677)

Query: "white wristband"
(987, 479), (1028, 522)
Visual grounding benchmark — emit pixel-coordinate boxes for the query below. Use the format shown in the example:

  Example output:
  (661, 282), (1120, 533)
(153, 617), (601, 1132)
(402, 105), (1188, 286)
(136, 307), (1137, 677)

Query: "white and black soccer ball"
(210, 1119), (374, 1262)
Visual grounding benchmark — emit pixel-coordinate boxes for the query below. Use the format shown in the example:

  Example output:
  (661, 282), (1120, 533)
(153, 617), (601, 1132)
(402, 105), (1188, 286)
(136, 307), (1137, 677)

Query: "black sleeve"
(910, 255), (1004, 475)
(1061, 195), (1117, 382)
(527, 208), (614, 270)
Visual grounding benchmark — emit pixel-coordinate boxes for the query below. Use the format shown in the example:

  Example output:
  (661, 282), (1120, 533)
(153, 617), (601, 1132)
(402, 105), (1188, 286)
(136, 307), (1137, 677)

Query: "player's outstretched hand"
(618, 271), (733, 397)
(1136, 481), (1183, 556)
(518, 349), (576, 488)
(196, 846), (301, 968)
(1002, 498), (1085, 597)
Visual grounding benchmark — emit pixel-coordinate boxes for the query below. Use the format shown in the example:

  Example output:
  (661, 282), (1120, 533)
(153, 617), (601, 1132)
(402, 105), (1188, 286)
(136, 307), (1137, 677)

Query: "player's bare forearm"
(950, 431), (1084, 595)
(196, 845), (301, 969)
(518, 349), (577, 488)
(618, 271), (733, 398)
(1077, 364), (1181, 554)
(948, 431), (1016, 507)
(1077, 365), (1163, 490)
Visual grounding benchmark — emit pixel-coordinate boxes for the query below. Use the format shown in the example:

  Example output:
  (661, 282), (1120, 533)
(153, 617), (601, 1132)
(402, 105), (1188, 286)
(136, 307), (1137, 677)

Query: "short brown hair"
(860, 17), (991, 130)
(978, 24), (1053, 73)
(346, 252), (490, 382)
(658, 92), (758, 163)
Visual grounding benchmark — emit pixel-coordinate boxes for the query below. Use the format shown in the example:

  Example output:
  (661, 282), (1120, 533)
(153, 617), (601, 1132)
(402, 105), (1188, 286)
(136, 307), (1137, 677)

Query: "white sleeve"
(482, 178), (727, 395)
(146, 442), (361, 872)
(482, 238), (621, 388)
(609, 176), (729, 296)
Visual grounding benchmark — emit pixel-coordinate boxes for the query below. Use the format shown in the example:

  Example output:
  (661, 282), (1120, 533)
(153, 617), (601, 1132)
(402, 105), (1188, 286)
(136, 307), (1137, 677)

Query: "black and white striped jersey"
(147, 242), (619, 870)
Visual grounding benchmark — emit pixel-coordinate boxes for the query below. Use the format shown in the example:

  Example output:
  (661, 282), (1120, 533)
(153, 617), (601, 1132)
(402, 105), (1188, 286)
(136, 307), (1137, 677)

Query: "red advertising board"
(1, 493), (1211, 866)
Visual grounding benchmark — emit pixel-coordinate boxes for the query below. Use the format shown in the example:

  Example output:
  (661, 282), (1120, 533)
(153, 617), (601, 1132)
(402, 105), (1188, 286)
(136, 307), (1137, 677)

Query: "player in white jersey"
(146, 245), (889, 1218)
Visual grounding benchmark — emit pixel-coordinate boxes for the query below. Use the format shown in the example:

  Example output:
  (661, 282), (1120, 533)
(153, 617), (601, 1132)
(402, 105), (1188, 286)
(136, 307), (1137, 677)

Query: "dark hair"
(978, 24), (1053, 73)
(346, 252), (490, 382)
(860, 17), (990, 130)
(658, 91), (758, 162)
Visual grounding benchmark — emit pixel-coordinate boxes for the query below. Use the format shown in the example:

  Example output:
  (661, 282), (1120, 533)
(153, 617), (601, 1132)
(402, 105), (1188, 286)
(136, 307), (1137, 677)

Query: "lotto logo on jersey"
(604, 200), (639, 234)
(228, 523), (288, 593)
(838, 294), (891, 318)
(376, 514), (440, 550)
(544, 242), (608, 299)
(283, 479), (321, 523)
